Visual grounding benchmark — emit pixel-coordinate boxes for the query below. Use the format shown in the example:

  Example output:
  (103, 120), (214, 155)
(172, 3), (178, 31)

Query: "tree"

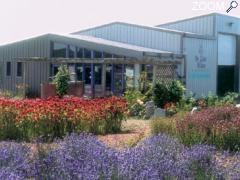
(53, 65), (70, 97)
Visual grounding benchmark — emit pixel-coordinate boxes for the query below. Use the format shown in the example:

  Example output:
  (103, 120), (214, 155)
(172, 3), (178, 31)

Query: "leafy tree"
(53, 65), (70, 97)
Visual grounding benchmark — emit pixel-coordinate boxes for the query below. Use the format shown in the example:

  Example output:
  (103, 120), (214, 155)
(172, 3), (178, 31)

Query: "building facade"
(0, 13), (239, 97)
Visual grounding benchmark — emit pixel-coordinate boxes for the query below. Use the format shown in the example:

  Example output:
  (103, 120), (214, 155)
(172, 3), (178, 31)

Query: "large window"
(76, 48), (83, 58)
(85, 65), (91, 84)
(106, 65), (112, 90)
(17, 62), (23, 77)
(51, 42), (67, 58)
(93, 51), (102, 58)
(94, 64), (102, 85)
(6, 62), (11, 76)
(103, 52), (112, 58)
(84, 49), (92, 58)
(125, 65), (134, 88)
(68, 45), (75, 58)
(76, 64), (83, 81)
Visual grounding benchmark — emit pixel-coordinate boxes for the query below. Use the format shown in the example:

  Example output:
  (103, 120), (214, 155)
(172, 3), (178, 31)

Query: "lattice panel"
(155, 65), (177, 85)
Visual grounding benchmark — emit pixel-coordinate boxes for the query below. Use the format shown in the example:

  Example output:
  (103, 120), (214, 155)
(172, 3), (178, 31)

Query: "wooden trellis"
(155, 64), (177, 85)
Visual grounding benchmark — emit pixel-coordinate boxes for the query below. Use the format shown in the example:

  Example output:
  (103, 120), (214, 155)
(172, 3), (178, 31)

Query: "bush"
(124, 88), (146, 118)
(0, 97), (127, 141)
(153, 82), (169, 108)
(153, 80), (185, 108)
(177, 106), (240, 151)
(53, 65), (70, 97)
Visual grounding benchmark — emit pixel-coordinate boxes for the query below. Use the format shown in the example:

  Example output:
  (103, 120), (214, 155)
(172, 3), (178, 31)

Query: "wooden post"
(102, 64), (106, 97)
(134, 64), (141, 89)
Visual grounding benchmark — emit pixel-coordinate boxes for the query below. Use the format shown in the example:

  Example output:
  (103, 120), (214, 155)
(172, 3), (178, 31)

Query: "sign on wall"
(189, 44), (211, 79)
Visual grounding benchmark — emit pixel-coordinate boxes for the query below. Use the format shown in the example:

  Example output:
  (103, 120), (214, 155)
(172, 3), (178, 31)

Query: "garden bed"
(0, 96), (127, 141)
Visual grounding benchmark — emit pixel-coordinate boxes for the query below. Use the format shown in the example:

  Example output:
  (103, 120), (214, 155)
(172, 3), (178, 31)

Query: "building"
(0, 13), (239, 97)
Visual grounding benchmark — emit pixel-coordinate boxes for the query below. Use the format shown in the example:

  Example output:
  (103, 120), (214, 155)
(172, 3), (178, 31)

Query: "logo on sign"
(195, 45), (207, 69)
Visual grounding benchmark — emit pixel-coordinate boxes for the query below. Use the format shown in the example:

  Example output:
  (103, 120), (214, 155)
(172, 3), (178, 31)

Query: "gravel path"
(98, 119), (151, 149)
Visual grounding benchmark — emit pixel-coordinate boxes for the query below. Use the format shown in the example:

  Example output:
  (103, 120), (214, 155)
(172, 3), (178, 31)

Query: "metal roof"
(63, 34), (174, 54)
(49, 33), (184, 58)
(71, 21), (197, 36)
(156, 13), (240, 27)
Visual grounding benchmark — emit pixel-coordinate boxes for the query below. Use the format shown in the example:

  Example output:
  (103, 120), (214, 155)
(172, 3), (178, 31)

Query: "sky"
(0, 0), (240, 45)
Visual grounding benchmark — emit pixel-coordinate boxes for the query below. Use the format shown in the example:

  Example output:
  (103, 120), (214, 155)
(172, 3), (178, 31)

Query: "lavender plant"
(0, 134), (239, 179)
(0, 142), (31, 179)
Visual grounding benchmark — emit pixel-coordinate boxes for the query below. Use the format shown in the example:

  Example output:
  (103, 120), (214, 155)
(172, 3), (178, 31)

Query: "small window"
(68, 45), (76, 58)
(17, 62), (23, 77)
(6, 62), (11, 76)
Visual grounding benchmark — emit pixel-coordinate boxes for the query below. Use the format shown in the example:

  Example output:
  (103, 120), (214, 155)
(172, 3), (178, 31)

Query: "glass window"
(76, 48), (83, 58)
(103, 52), (112, 58)
(113, 54), (124, 58)
(76, 63), (83, 81)
(146, 65), (153, 81)
(6, 62), (11, 76)
(53, 65), (59, 76)
(106, 65), (112, 90)
(84, 49), (92, 58)
(68, 45), (75, 58)
(141, 64), (153, 81)
(51, 42), (67, 58)
(125, 65), (134, 88)
(94, 64), (102, 85)
(85, 65), (91, 84)
(93, 51), (102, 58)
(17, 62), (23, 77)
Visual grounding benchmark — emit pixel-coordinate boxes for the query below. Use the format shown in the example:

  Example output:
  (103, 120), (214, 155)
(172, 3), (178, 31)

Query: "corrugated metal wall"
(24, 61), (50, 96)
(216, 14), (240, 35)
(77, 23), (182, 53)
(184, 37), (217, 96)
(158, 14), (215, 36)
(0, 35), (51, 94)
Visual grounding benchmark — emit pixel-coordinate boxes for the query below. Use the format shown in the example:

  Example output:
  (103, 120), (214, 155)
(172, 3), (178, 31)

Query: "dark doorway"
(217, 66), (237, 96)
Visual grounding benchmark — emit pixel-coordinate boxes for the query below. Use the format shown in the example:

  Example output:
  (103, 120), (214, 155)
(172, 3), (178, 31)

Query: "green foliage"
(168, 80), (186, 103)
(151, 117), (177, 136)
(153, 82), (168, 108)
(124, 88), (146, 118)
(153, 80), (185, 108)
(53, 65), (70, 97)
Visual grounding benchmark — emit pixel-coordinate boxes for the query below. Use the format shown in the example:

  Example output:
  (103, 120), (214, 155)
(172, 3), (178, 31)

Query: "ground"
(98, 119), (151, 149)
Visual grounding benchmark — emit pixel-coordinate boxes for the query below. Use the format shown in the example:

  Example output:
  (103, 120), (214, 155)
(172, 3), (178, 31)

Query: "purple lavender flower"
(35, 133), (118, 180)
(0, 142), (31, 179)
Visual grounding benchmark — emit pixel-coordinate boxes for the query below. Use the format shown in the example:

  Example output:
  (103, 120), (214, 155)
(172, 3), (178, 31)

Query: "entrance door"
(217, 66), (235, 96)
(217, 34), (237, 96)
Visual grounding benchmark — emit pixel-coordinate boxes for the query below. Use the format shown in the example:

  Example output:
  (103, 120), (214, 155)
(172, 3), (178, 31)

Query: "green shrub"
(153, 82), (169, 108)
(153, 80), (185, 108)
(124, 88), (147, 118)
(53, 65), (70, 97)
(168, 80), (185, 103)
